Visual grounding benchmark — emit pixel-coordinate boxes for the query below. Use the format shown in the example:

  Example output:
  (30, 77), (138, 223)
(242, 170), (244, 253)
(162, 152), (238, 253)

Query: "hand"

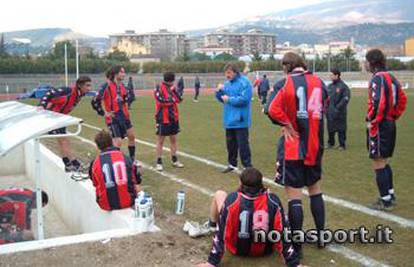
(135, 184), (142, 194)
(217, 84), (224, 91)
(105, 111), (115, 118)
(221, 95), (229, 103)
(367, 122), (372, 129)
(282, 124), (299, 141)
(196, 263), (215, 267)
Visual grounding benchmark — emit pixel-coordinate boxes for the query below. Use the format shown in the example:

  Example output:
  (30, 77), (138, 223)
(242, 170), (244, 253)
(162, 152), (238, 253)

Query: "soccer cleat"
(188, 221), (214, 238)
(155, 163), (163, 172)
(172, 161), (184, 168)
(369, 198), (394, 211)
(391, 195), (397, 205)
(338, 146), (346, 151)
(325, 145), (335, 149)
(222, 165), (237, 173)
(183, 221), (199, 233)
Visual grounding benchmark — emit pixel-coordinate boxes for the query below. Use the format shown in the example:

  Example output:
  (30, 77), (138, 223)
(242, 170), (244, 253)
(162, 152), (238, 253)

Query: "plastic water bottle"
(145, 194), (154, 217)
(175, 190), (185, 215)
(139, 199), (149, 218)
(134, 197), (140, 218)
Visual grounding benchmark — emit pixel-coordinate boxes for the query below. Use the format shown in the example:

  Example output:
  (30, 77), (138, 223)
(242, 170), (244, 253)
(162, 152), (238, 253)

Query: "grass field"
(21, 88), (414, 266)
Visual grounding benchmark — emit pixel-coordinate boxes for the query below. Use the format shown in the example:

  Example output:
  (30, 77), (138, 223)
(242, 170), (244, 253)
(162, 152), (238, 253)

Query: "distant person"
(91, 65), (137, 161)
(258, 74), (270, 106)
(126, 76), (136, 109)
(154, 72), (184, 172)
(216, 63), (253, 173)
(196, 168), (305, 267)
(365, 49), (407, 211)
(177, 76), (185, 97)
(267, 52), (328, 254)
(326, 69), (351, 150)
(89, 130), (142, 211)
(39, 76), (92, 175)
(0, 188), (49, 244)
(194, 75), (201, 102)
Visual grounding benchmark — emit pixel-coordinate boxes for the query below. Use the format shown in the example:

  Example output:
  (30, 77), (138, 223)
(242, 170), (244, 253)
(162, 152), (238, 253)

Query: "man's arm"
(91, 83), (107, 116)
(227, 79), (252, 107)
(267, 86), (291, 126)
(38, 87), (66, 109)
(367, 76), (384, 125)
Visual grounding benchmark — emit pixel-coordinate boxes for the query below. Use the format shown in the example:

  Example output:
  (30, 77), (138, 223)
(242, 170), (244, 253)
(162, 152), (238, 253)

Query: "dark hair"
(163, 72), (176, 83)
(94, 130), (113, 150)
(240, 168), (264, 193)
(366, 49), (386, 71)
(331, 68), (341, 77)
(107, 65), (124, 81)
(263, 74), (267, 78)
(76, 76), (92, 88)
(224, 63), (240, 73)
(281, 52), (307, 73)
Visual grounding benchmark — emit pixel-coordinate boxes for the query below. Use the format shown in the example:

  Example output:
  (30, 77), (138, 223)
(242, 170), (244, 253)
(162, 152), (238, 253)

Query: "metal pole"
(64, 44), (68, 87)
(75, 40), (79, 79)
(313, 58), (316, 73)
(34, 138), (45, 240)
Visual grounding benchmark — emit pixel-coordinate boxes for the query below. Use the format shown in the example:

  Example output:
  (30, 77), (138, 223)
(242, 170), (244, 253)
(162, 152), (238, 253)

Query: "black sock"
(385, 164), (395, 199)
(128, 145), (136, 161)
(208, 219), (217, 228)
(157, 158), (162, 164)
(172, 155), (178, 163)
(375, 168), (391, 203)
(310, 193), (325, 231)
(288, 199), (303, 252)
(71, 159), (81, 168)
(62, 157), (71, 167)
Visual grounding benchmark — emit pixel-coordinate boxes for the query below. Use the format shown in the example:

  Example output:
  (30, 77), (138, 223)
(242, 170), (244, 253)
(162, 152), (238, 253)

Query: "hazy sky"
(1, 0), (328, 36)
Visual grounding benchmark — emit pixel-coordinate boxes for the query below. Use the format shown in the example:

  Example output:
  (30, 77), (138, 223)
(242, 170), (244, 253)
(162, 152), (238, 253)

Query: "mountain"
(2, 28), (109, 55)
(188, 0), (414, 45)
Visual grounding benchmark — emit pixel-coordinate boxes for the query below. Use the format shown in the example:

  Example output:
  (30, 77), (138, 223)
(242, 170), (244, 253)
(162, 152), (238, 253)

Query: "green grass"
(26, 89), (414, 266)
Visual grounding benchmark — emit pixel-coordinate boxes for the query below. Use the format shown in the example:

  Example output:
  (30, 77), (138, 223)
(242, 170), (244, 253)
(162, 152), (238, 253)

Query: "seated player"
(0, 188), (49, 244)
(39, 76), (92, 174)
(89, 130), (142, 211)
(91, 66), (137, 162)
(365, 49), (407, 210)
(196, 168), (305, 267)
(154, 72), (184, 171)
(266, 52), (327, 255)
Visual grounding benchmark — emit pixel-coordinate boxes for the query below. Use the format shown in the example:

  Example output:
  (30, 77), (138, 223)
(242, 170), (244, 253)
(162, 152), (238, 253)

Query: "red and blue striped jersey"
(0, 188), (34, 231)
(154, 82), (182, 124)
(208, 190), (299, 267)
(267, 70), (328, 166)
(367, 71), (407, 137)
(89, 147), (141, 211)
(39, 86), (83, 114)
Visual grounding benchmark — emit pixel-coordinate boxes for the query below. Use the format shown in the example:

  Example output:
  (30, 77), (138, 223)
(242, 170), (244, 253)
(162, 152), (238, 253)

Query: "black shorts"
(274, 160), (322, 188)
(367, 121), (396, 159)
(108, 118), (133, 139)
(48, 127), (67, 135)
(156, 121), (180, 136)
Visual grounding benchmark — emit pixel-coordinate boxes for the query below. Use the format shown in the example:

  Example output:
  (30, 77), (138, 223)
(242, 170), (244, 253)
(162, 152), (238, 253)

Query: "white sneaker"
(188, 221), (213, 238)
(172, 161), (184, 168)
(183, 221), (199, 233)
(155, 163), (163, 172)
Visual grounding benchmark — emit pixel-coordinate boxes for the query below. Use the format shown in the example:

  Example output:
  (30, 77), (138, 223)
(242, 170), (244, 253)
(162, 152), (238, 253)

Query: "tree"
(0, 33), (8, 58)
(190, 52), (211, 61)
(340, 46), (356, 72)
(50, 41), (76, 59)
(252, 51), (262, 62)
(214, 53), (236, 61)
(106, 48), (129, 62)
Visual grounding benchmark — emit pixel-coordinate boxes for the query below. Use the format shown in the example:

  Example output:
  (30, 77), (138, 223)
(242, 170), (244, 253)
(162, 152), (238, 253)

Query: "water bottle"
(134, 197), (140, 218)
(175, 190), (185, 215)
(145, 194), (154, 217)
(139, 199), (149, 218)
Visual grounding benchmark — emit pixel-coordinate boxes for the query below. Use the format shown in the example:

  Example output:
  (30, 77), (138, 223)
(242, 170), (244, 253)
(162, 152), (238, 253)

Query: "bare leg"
(156, 135), (166, 159)
(127, 128), (136, 160)
(170, 134), (177, 157)
(57, 137), (73, 159)
(209, 190), (227, 223)
(112, 137), (123, 148)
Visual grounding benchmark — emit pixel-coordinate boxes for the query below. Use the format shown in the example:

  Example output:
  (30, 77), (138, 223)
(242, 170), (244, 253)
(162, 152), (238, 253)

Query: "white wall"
(0, 144), (25, 176)
(24, 140), (137, 234)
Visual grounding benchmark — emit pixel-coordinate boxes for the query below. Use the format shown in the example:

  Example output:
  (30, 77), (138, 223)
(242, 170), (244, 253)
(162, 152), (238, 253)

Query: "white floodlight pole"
(64, 43), (68, 87)
(76, 40), (79, 79)
(34, 137), (45, 240)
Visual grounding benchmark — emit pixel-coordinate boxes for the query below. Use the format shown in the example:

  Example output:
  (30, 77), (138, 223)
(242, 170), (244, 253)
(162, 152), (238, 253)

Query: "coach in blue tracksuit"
(216, 63), (253, 173)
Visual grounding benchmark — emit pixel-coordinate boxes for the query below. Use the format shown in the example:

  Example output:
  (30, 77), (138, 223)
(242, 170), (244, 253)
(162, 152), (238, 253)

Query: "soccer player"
(154, 72), (184, 172)
(196, 168), (305, 267)
(91, 65), (137, 161)
(89, 130), (142, 211)
(0, 188), (49, 244)
(216, 63), (253, 173)
(326, 69), (351, 150)
(39, 76), (92, 174)
(266, 52), (328, 254)
(258, 74), (271, 106)
(365, 49), (407, 211)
